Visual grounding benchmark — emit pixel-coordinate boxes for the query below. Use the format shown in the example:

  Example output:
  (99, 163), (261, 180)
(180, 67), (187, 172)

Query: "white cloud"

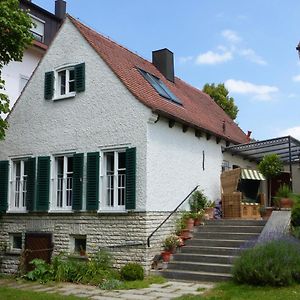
(239, 48), (267, 65)
(225, 79), (279, 101)
(221, 29), (241, 43)
(292, 74), (300, 82)
(196, 51), (232, 65)
(178, 56), (193, 64)
(279, 126), (300, 140)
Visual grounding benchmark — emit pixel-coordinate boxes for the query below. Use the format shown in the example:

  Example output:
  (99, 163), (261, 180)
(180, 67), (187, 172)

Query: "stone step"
(173, 253), (236, 264)
(204, 219), (266, 226)
(180, 245), (240, 256)
(186, 238), (248, 248)
(192, 232), (260, 240)
(161, 269), (232, 282)
(196, 225), (264, 233)
(167, 261), (232, 274)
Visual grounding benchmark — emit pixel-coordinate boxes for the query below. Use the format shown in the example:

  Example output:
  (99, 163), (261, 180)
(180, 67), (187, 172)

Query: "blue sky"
(35, 0), (300, 140)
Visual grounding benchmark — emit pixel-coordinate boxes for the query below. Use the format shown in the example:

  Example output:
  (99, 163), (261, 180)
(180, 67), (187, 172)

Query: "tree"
(202, 83), (239, 120)
(258, 154), (283, 205)
(0, 0), (33, 139)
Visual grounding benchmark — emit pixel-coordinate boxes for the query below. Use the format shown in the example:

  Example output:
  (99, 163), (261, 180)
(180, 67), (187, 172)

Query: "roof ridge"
(67, 15), (153, 66)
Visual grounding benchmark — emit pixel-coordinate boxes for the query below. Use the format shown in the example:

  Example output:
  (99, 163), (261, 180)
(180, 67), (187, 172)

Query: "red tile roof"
(69, 16), (248, 144)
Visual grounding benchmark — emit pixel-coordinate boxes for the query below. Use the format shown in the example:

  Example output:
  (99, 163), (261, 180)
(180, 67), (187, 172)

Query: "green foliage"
(117, 275), (166, 290)
(276, 184), (292, 198)
(291, 205), (300, 227)
(25, 259), (53, 283)
(0, 0), (34, 139)
(99, 278), (122, 290)
(189, 190), (208, 212)
(25, 250), (117, 285)
(120, 263), (144, 281)
(163, 234), (180, 251)
(232, 239), (300, 286)
(203, 83), (238, 120)
(258, 154), (283, 179)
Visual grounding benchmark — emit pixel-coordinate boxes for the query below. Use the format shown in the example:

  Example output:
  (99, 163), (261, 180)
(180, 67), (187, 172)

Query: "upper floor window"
(10, 160), (28, 211)
(57, 67), (75, 98)
(54, 156), (73, 210)
(29, 14), (45, 43)
(102, 151), (126, 210)
(44, 63), (85, 101)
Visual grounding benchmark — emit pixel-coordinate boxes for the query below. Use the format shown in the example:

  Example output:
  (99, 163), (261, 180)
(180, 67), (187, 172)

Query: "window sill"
(7, 210), (28, 214)
(6, 249), (22, 255)
(53, 92), (76, 101)
(98, 209), (127, 214)
(49, 210), (74, 213)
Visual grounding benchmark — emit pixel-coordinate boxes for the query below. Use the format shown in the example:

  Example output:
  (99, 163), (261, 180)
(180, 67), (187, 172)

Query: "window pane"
(15, 161), (21, 177)
(69, 81), (75, 93)
(106, 153), (114, 175)
(118, 152), (126, 169)
(67, 157), (73, 173)
(69, 69), (75, 81)
(12, 235), (22, 250)
(59, 71), (66, 95)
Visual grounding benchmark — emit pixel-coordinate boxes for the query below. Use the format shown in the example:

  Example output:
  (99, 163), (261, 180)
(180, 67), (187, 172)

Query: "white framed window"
(70, 235), (87, 256)
(101, 150), (126, 211)
(29, 14), (45, 43)
(10, 160), (28, 212)
(55, 66), (76, 99)
(53, 156), (73, 211)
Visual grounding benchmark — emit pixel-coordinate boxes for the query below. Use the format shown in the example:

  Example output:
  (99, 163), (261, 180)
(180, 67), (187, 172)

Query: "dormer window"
(44, 63), (85, 100)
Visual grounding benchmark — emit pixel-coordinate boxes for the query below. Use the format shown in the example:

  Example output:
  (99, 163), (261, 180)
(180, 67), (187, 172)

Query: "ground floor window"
(103, 150), (126, 210)
(70, 235), (86, 256)
(11, 160), (28, 211)
(9, 233), (22, 251)
(54, 156), (73, 210)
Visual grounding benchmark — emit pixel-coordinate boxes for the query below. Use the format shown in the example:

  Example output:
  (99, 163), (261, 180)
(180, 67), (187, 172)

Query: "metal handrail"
(147, 185), (199, 247)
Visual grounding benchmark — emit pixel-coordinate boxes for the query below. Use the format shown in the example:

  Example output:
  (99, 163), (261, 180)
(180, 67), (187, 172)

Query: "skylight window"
(139, 69), (182, 105)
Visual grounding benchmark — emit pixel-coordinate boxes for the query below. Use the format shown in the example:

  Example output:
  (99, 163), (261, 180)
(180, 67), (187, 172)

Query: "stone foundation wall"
(0, 211), (177, 274)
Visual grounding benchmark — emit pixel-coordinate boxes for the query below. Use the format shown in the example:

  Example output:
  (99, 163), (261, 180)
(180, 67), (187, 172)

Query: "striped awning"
(241, 169), (265, 180)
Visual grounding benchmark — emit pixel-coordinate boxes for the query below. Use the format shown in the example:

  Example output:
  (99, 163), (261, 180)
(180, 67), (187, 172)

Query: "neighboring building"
(2, 0), (65, 111)
(0, 15), (254, 274)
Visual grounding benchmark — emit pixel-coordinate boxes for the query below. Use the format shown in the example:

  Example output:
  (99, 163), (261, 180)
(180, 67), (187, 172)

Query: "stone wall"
(0, 211), (177, 274)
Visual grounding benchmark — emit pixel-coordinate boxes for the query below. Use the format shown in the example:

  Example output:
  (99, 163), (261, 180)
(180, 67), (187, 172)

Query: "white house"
(0, 15), (254, 273)
(2, 0), (65, 111)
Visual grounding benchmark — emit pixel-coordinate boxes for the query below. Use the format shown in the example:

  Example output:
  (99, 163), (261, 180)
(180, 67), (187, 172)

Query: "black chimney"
(55, 0), (66, 19)
(152, 48), (174, 82)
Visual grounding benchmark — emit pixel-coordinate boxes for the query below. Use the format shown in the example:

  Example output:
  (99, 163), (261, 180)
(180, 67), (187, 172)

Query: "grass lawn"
(117, 275), (166, 289)
(175, 281), (300, 300)
(0, 286), (81, 300)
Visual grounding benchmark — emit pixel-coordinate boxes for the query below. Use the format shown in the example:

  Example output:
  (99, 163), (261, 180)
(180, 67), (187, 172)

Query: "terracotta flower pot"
(194, 218), (201, 226)
(186, 218), (194, 231)
(161, 251), (172, 262)
(181, 229), (191, 240)
(205, 208), (214, 219)
(280, 198), (293, 209)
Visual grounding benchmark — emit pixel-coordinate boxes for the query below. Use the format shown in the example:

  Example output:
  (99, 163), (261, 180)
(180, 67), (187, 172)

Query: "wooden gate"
(24, 233), (53, 271)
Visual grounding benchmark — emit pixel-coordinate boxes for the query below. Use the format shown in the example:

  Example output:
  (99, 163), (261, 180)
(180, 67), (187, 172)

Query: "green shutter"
(36, 156), (50, 211)
(0, 161), (9, 213)
(26, 158), (36, 212)
(75, 63), (85, 93)
(125, 147), (136, 210)
(86, 152), (99, 210)
(44, 71), (54, 100)
(72, 153), (84, 211)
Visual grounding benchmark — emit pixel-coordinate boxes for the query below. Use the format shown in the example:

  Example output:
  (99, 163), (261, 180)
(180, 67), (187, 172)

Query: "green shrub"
(189, 190), (208, 212)
(25, 259), (53, 283)
(99, 278), (122, 290)
(25, 250), (117, 285)
(232, 239), (300, 286)
(120, 263), (144, 281)
(292, 205), (300, 227)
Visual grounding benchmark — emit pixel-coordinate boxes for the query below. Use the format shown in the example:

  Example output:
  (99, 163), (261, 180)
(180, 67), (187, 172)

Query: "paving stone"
(91, 296), (121, 300)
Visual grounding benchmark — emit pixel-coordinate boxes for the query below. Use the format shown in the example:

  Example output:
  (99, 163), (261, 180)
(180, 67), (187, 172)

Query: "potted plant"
(182, 211), (195, 231)
(258, 154), (283, 206)
(194, 209), (205, 226)
(189, 190), (208, 212)
(176, 217), (191, 240)
(275, 184), (293, 209)
(205, 200), (215, 219)
(161, 235), (180, 262)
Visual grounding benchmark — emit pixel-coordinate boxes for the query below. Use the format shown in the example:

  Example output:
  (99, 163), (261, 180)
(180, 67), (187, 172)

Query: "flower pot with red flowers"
(161, 251), (172, 262)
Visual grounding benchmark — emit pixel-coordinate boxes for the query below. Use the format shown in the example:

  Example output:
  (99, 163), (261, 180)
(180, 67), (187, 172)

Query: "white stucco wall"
(146, 118), (225, 211)
(0, 18), (150, 211)
(2, 47), (43, 111)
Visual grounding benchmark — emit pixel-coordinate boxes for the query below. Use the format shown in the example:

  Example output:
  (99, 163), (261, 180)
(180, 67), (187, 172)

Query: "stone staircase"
(161, 219), (266, 282)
